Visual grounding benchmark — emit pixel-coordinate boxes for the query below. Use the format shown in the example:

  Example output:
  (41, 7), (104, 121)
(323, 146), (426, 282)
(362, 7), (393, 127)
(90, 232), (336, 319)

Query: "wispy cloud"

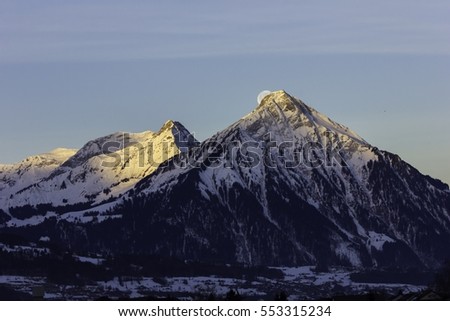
(1, 0), (449, 62)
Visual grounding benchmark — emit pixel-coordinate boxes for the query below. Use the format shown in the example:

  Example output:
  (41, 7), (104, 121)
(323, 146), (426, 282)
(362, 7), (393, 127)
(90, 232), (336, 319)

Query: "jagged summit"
(158, 120), (198, 151)
(158, 119), (191, 136)
(1, 120), (196, 210)
(257, 89), (291, 105)
(245, 89), (368, 146)
(159, 119), (185, 129)
(159, 119), (177, 132)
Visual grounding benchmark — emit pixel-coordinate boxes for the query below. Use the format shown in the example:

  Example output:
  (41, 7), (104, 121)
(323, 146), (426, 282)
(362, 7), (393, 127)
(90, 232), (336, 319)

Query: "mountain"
(1, 120), (196, 219)
(0, 148), (77, 209)
(1, 90), (449, 270)
(0, 148), (77, 191)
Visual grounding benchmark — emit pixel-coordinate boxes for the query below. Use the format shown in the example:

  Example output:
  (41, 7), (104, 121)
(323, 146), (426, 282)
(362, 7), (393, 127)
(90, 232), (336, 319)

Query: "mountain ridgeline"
(1, 90), (449, 270)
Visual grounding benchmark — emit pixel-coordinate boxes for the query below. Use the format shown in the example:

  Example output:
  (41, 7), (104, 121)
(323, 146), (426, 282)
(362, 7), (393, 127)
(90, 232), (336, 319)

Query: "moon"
(257, 90), (271, 105)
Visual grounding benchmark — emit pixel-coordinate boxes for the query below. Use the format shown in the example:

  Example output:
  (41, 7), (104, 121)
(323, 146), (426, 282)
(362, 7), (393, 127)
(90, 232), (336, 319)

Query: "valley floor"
(0, 265), (427, 301)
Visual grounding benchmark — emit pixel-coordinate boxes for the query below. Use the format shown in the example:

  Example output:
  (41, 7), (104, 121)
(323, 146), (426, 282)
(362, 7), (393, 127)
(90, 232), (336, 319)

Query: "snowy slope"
(1, 120), (196, 212)
(1, 90), (449, 270)
(0, 148), (77, 208)
(113, 90), (450, 268)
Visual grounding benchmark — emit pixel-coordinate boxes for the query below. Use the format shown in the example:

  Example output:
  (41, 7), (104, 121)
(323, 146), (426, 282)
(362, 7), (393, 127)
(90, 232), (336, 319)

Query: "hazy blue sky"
(0, 0), (449, 183)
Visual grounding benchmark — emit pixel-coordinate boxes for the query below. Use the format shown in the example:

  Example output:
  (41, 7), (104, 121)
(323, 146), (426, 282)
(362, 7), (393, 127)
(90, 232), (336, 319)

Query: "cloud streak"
(1, 0), (449, 62)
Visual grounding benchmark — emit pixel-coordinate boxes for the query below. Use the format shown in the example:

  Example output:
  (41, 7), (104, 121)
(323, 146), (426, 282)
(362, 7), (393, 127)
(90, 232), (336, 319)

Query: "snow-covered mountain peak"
(159, 119), (190, 135)
(0, 148), (77, 173)
(2, 121), (197, 211)
(158, 120), (198, 151)
(257, 89), (291, 105)
(0, 148), (77, 197)
(159, 119), (177, 131)
(243, 90), (368, 146)
(2, 148), (78, 167)
(255, 90), (306, 112)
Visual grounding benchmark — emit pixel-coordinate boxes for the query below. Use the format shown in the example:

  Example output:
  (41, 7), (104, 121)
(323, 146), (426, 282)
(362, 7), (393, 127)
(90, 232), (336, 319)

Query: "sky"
(0, 0), (449, 183)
